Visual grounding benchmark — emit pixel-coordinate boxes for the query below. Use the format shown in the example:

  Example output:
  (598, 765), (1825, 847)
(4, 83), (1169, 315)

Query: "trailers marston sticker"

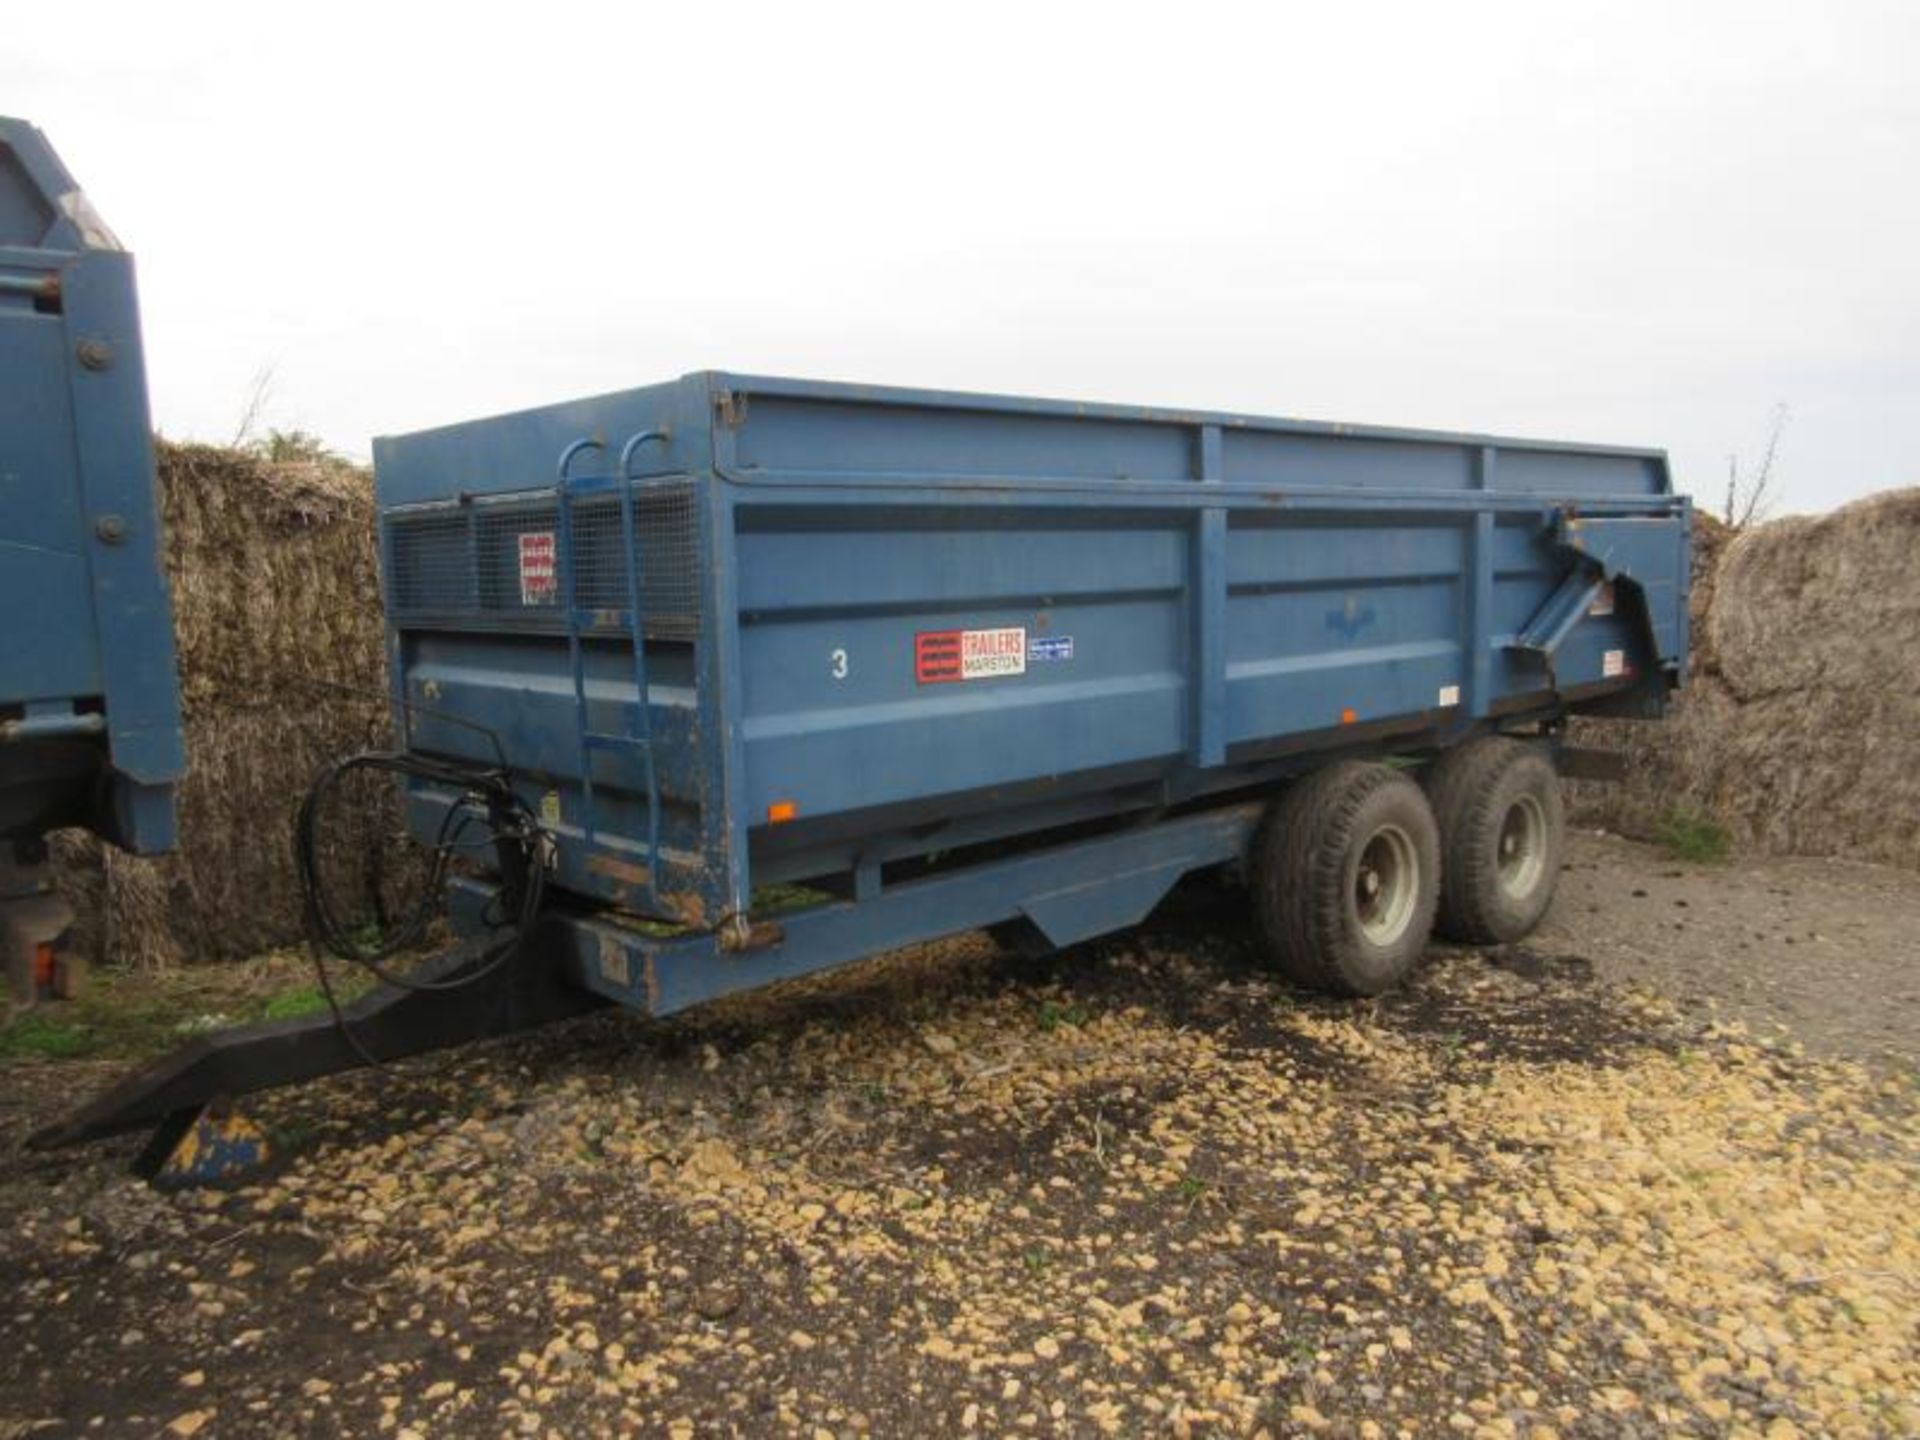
(915, 627), (1027, 683)
(519, 531), (558, 606)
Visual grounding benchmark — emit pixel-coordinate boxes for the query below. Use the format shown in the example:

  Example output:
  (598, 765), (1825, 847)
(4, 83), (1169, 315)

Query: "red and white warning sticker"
(1602, 648), (1627, 678)
(915, 627), (1027, 684)
(519, 531), (557, 606)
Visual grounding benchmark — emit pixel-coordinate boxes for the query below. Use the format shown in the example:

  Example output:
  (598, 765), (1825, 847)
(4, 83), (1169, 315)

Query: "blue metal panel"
(376, 371), (1688, 977)
(0, 318), (97, 702)
(0, 117), (182, 856)
(372, 376), (702, 507)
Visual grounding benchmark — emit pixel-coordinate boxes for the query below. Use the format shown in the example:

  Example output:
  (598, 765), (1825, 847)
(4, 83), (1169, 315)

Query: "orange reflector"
(32, 942), (56, 991)
(1339, 707), (1358, 726)
(767, 800), (798, 824)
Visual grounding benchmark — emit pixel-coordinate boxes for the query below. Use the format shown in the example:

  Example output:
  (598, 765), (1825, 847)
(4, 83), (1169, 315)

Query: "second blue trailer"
(1, 117), (183, 1008)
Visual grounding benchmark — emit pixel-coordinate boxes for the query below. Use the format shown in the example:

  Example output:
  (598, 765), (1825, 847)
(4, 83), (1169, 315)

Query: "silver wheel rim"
(1354, 823), (1419, 947)
(1497, 794), (1548, 900)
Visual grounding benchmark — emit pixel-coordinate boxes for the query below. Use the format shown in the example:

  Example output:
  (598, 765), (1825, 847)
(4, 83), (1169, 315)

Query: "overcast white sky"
(6, 1), (1916, 513)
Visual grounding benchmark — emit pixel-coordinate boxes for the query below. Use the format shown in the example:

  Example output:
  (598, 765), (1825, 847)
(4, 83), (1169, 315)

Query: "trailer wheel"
(1250, 762), (1440, 995)
(1424, 737), (1565, 944)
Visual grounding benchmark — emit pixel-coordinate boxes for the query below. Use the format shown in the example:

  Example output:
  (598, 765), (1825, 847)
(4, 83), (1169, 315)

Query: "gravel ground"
(1542, 833), (1920, 1070)
(1, 834), (1916, 1439)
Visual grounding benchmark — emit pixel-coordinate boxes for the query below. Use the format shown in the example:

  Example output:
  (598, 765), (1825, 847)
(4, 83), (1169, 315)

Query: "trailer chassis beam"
(468, 799), (1268, 1020)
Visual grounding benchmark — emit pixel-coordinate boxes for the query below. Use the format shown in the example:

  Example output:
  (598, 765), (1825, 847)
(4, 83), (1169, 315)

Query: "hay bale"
(1681, 509), (1735, 679)
(1570, 489), (1920, 868)
(1710, 489), (1920, 698)
(53, 441), (407, 968)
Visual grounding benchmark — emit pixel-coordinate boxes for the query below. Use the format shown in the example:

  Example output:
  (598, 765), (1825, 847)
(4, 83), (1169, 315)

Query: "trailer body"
(373, 373), (1688, 1013)
(0, 119), (180, 853)
(0, 118), (183, 1000)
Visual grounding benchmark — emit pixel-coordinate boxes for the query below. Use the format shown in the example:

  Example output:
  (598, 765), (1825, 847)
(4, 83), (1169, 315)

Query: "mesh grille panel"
(387, 511), (472, 611)
(386, 479), (701, 639)
(632, 486), (701, 634)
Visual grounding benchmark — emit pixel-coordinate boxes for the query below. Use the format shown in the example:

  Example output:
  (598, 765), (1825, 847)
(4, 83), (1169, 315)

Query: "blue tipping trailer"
(374, 372), (1687, 1008)
(0, 118), (184, 1002)
(37, 371), (1688, 1159)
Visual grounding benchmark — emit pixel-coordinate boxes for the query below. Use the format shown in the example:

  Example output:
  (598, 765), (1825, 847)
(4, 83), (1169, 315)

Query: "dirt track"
(2, 834), (1917, 1439)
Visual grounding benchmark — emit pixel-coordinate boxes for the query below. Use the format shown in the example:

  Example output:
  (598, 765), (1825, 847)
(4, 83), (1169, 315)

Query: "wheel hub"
(1496, 794), (1548, 900)
(1354, 824), (1418, 947)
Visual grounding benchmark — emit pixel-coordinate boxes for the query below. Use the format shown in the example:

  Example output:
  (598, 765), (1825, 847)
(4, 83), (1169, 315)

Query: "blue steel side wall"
(727, 487), (1670, 853)
(0, 292), (96, 703)
(718, 376), (1676, 885)
(0, 119), (182, 853)
(732, 502), (1187, 823)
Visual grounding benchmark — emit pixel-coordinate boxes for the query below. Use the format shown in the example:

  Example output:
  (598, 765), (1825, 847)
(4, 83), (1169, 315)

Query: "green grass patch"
(0, 1012), (96, 1059)
(751, 883), (832, 918)
(0, 960), (376, 1064)
(259, 984), (335, 1022)
(0, 990), (205, 1061)
(1654, 808), (1732, 863)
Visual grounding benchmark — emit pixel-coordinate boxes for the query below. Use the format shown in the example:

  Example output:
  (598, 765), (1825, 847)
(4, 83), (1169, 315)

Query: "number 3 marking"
(830, 648), (849, 680)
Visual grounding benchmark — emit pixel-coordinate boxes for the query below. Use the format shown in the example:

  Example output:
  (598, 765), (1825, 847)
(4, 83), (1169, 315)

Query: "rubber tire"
(1250, 761), (1441, 996)
(1424, 737), (1566, 945)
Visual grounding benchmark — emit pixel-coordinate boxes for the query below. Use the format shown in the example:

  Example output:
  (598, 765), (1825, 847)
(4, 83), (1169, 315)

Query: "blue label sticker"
(1028, 635), (1074, 662)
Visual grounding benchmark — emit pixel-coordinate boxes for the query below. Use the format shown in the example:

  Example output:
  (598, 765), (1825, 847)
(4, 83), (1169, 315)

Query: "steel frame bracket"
(1508, 509), (1686, 669)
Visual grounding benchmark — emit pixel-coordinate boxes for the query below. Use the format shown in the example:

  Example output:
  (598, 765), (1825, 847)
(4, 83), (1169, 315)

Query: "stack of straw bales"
(53, 442), (401, 968)
(1572, 488), (1920, 868)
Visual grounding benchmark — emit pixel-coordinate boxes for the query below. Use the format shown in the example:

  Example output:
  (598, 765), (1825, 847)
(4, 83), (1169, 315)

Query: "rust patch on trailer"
(662, 890), (709, 928)
(585, 855), (709, 927)
(720, 920), (785, 953)
(587, 854), (651, 888)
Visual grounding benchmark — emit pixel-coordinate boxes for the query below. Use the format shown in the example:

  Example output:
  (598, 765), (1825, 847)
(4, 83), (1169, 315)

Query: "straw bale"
(52, 441), (406, 967)
(1571, 489), (1920, 868)
(1709, 488), (1920, 698)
